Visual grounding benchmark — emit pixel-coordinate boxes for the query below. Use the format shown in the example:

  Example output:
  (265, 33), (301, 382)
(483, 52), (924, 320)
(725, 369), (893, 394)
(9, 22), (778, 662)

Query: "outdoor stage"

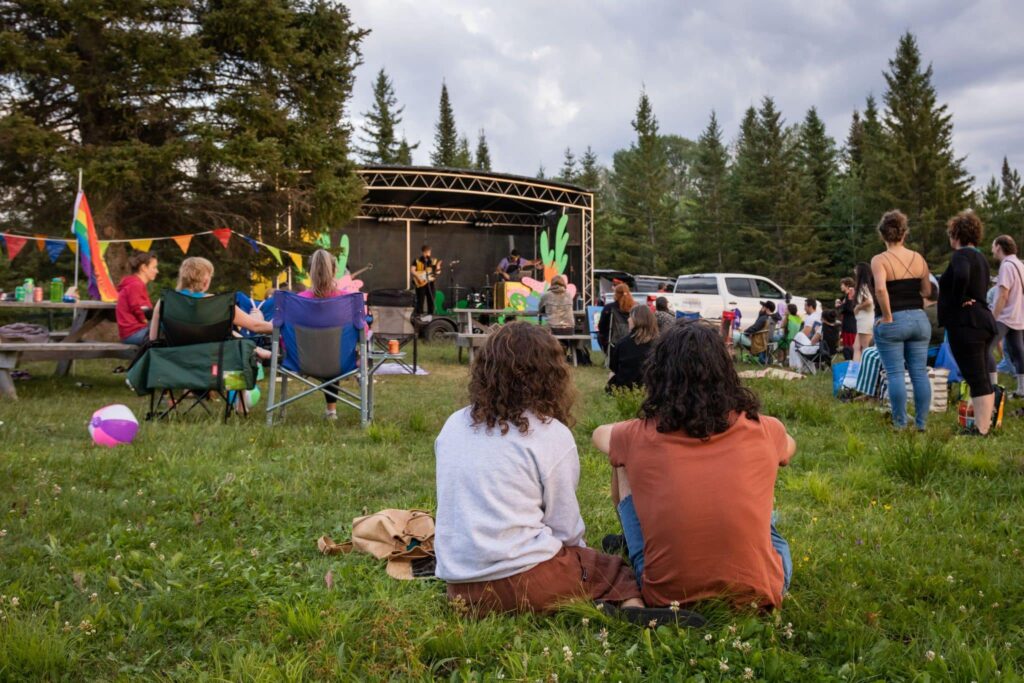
(333, 166), (595, 319)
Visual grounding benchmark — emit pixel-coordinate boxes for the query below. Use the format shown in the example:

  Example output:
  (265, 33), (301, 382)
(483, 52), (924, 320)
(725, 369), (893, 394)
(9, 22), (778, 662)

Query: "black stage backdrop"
(341, 217), (582, 307)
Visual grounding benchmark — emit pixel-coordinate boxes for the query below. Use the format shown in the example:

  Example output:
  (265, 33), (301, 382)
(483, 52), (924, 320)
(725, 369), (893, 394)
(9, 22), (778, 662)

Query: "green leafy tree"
(357, 68), (415, 164)
(474, 129), (491, 170)
(430, 82), (458, 166)
(878, 32), (973, 263)
(0, 0), (366, 287)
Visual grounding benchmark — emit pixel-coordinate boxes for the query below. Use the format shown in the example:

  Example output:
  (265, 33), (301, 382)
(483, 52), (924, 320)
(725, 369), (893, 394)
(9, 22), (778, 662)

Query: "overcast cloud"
(345, 0), (1024, 188)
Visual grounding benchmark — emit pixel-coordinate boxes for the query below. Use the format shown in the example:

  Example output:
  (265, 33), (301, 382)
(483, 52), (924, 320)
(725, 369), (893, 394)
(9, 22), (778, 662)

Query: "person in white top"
(852, 262), (875, 361)
(990, 235), (1024, 397)
(789, 298), (822, 370)
(435, 322), (644, 615)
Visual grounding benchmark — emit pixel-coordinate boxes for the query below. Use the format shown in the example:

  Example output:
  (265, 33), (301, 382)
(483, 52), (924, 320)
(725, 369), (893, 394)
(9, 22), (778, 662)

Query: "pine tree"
(474, 130), (492, 170)
(0, 0), (367, 287)
(879, 32), (973, 262)
(395, 137), (414, 165)
(453, 134), (473, 168)
(536, 164), (546, 179)
(577, 146), (601, 190)
(797, 107), (837, 214)
(844, 110), (864, 171)
(558, 148), (577, 182)
(1001, 156), (1022, 213)
(430, 83), (459, 166)
(357, 68), (412, 164)
(612, 89), (675, 274)
(691, 111), (731, 270)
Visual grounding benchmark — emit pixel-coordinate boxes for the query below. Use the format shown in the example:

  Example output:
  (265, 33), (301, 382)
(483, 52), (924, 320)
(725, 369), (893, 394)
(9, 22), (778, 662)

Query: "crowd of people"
(434, 206), (1023, 622)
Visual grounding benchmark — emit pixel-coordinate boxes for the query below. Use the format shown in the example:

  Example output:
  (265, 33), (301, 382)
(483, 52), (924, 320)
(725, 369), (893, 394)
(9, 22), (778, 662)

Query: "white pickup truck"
(648, 273), (806, 324)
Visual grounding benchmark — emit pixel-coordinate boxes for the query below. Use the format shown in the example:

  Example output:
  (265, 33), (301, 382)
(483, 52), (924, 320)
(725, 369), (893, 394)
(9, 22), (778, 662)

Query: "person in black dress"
(938, 211), (998, 435)
(607, 305), (659, 393)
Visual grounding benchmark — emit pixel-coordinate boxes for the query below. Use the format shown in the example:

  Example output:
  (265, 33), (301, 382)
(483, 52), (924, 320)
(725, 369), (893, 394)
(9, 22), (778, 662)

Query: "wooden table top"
(0, 300), (115, 310)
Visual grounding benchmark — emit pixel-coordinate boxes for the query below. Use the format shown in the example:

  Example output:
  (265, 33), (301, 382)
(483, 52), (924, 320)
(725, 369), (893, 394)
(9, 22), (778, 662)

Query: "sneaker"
(595, 601), (706, 629)
(324, 410), (338, 421)
(955, 424), (987, 437)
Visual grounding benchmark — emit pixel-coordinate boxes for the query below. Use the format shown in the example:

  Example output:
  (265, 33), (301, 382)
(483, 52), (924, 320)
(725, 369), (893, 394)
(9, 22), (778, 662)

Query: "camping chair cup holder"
(367, 289), (418, 374)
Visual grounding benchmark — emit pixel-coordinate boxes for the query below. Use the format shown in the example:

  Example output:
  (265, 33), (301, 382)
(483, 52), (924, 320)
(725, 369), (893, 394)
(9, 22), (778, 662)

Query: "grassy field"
(0, 344), (1022, 681)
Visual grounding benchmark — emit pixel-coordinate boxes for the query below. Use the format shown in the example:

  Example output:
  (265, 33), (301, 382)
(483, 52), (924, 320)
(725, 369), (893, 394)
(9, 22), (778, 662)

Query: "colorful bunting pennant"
(129, 239), (153, 253)
(5, 235), (27, 261)
(45, 239), (66, 263)
(99, 241), (110, 257)
(35, 234), (47, 252)
(288, 251), (303, 271)
(266, 245), (283, 265)
(243, 236), (259, 252)
(213, 228), (232, 249)
(172, 234), (192, 254)
(67, 240), (77, 255)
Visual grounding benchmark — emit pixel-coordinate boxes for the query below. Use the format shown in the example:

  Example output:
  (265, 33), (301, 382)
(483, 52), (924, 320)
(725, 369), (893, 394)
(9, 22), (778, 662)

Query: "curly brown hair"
(641, 320), (760, 439)
(947, 210), (983, 246)
(877, 210), (908, 244)
(468, 322), (576, 434)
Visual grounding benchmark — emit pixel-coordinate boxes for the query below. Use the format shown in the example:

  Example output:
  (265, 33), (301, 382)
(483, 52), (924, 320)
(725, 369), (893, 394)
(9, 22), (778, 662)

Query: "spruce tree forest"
(2, 6), (1020, 300)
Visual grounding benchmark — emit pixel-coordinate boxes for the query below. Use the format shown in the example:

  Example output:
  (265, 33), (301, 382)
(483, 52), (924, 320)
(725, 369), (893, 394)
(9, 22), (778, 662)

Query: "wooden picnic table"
(453, 308), (592, 365)
(0, 300), (133, 398)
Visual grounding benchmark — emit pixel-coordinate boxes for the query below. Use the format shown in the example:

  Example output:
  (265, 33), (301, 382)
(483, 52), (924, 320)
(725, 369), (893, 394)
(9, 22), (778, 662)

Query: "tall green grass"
(0, 346), (1022, 680)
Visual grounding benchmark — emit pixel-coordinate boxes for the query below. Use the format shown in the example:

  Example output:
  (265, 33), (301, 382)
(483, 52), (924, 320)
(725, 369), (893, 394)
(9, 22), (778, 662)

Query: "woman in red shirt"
(592, 320), (795, 610)
(116, 251), (158, 344)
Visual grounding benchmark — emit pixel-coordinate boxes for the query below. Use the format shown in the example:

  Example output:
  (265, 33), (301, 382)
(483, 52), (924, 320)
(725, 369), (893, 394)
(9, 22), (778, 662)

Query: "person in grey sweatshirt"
(435, 322), (643, 615)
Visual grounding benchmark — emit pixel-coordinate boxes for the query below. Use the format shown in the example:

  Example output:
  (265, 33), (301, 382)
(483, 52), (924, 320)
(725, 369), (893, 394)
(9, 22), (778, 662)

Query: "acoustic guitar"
(412, 260), (442, 288)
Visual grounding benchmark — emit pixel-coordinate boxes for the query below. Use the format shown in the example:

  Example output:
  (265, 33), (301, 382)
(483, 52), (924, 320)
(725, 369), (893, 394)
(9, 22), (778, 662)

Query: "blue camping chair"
(264, 291), (374, 427)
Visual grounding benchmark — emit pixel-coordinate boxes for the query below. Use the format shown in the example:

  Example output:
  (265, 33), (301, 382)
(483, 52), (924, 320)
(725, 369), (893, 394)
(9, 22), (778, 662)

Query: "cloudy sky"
(345, 0), (1024, 187)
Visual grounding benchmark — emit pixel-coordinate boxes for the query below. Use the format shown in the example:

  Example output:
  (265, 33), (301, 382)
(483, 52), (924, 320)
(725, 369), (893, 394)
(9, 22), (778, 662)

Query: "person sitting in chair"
(733, 300), (775, 350)
(654, 297), (676, 333)
(495, 249), (539, 281)
(301, 249), (348, 420)
(788, 298), (822, 370)
(148, 257), (272, 349)
(592, 320), (795, 611)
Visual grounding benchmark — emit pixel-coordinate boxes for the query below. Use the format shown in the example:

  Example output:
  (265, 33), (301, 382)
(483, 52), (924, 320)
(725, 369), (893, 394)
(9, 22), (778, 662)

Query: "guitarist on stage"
(495, 249), (541, 282)
(411, 244), (442, 318)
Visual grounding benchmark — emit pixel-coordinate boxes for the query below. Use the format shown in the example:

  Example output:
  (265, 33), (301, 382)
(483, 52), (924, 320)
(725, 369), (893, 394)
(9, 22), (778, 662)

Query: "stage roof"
(356, 165), (594, 228)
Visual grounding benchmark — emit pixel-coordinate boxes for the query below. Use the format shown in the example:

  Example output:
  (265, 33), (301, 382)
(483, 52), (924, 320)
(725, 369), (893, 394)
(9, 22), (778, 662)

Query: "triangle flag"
(172, 234), (192, 254)
(266, 245), (283, 265)
(67, 240), (77, 254)
(288, 251), (303, 271)
(243, 236), (259, 253)
(45, 239), (67, 263)
(35, 234), (47, 252)
(5, 235), (27, 261)
(129, 239), (153, 252)
(212, 228), (232, 249)
(99, 241), (110, 257)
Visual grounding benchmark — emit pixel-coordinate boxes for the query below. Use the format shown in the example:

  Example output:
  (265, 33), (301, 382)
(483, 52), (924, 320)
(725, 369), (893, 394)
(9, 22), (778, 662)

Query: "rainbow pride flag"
(70, 191), (117, 301)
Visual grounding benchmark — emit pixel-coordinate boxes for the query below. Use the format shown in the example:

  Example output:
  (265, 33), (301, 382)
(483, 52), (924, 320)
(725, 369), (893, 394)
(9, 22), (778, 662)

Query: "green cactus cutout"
(315, 232), (331, 250)
(336, 234), (349, 274)
(539, 214), (570, 277)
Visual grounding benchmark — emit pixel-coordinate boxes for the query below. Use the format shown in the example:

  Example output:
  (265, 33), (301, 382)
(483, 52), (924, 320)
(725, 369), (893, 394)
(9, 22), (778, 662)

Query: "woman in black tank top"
(869, 210), (934, 431)
(939, 211), (997, 435)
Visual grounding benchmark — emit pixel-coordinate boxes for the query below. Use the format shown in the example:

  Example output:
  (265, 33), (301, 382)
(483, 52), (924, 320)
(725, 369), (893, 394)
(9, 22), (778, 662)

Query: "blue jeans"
(617, 496), (792, 593)
(121, 327), (149, 345)
(873, 309), (931, 429)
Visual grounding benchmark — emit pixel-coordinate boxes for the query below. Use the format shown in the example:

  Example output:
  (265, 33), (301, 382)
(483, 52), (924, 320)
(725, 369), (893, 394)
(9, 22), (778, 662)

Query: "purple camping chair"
(264, 291), (374, 426)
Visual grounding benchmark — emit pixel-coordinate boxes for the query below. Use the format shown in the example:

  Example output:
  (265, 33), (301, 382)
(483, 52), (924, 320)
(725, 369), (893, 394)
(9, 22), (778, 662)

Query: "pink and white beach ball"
(88, 404), (139, 447)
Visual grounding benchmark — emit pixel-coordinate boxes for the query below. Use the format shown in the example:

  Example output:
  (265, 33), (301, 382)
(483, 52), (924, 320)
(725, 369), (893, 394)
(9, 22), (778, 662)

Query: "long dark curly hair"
(469, 322), (576, 434)
(641, 321), (760, 439)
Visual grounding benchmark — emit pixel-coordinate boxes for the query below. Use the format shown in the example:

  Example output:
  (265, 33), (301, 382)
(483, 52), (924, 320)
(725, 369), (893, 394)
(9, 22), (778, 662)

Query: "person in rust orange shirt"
(592, 320), (795, 610)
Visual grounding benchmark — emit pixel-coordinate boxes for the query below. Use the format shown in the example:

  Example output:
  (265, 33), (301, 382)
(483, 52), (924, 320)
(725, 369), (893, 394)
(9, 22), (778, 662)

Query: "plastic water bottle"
(14, 285), (25, 302)
(50, 278), (64, 302)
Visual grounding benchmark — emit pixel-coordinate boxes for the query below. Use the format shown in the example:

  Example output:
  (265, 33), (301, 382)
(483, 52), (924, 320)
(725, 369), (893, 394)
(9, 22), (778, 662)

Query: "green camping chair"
(126, 289), (259, 421)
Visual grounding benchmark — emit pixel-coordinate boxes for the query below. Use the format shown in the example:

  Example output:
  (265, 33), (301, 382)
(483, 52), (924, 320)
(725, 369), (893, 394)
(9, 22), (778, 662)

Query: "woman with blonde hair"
(148, 256), (272, 341)
(299, 249), (341, 300)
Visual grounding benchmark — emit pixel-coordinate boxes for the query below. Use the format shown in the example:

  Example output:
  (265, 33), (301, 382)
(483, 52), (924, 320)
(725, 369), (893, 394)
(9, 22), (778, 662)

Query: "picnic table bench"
(452, 309), (593, 366)
(0, 341), (136, 399)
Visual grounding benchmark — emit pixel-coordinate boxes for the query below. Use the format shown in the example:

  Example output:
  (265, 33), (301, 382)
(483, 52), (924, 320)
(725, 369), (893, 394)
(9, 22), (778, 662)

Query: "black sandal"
(595, 601), (706, 628)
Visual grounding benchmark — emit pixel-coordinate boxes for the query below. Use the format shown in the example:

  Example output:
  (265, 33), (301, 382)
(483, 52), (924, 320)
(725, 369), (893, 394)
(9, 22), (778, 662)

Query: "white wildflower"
(149, 541), (157, 550)
(743, 667), (754, 680)
(719, 658), (730, 672)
